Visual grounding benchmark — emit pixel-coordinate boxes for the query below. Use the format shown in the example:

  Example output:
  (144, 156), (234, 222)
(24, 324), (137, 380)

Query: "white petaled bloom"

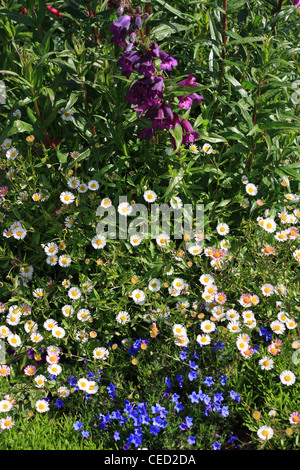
(211, 306), (226, 321)
(176, 299), (190, 312)
(52, 326), (66, 339)
(275, 284), (287, 296)
(12, 227), (27, 240)
(174, 335), (190, 347)
(263, 218), (277, 233)
(62, 305), (74, 317)
(170, 196), (183, 209)
(259, 356), (274, 371)
(7, 334), (22, 348)
(169, 286), (181, 297)
(100, 198), (112, 208)
(261, 283), (274, 297)
(131, 289), (146, 305)
(57, 386), (70, 398)
(0, 325), (11, 339)
(156, 233), (170, 248)
(130, 234), (142, 246)
(30, 332), (44, 343)
(1, 138), (12, 150)
(286, 319), (297, 330)
(216, 223), (229, 236)
(245, 183), (258, 196)
(270, 320), (285, 335)
(293, 249), (300, 262)
(88, 180), (99, 191)
(257, 426), (274, 441)
(67, 176), (80, 189)
(58, 255), (72, 267)
(280, 370), (296, 386)
(60, 191), (75, 205)
(61, 109), (74, 121)
(0, 416), (15, 429)
(116, 311), (130, 324)
(13, 109), (22, 118)
(241, 175), (249, 184)
(236, 338), (249, 352)
(277, 311), (289, 323)
(35, 400), (50, 413)
(118, 202), (133, 216)
(172, 278), (185, 291)
(93, 347), (109, 360)
(77, 183), (88, 193)
(164, 266), (174, 276)
(204, 284), (218, 296)
(70, 151), (80, 160)
(91, 234), (107, 249)
(44, 242), (59, 256)
(81, 280), (93, 293)
(220, 239), (230, 250)
(189, 143), (198, 153)
(202, 143), (213, 154)
(197, 334), (211, 346)
(143, 190), (157, 203)
(275, 230), (288, 242)
(201, 320), (216, 334)
(227, 320), (241, 333)
(47, 364), (62, 376)
(244, 318), (257, 329)
(199, 274), (214, 286)
(6, 147), (19, 160)
(187, 244), (203, 256)
(65, 216), (77, 228)
(87, 381), (99, 395)
(34, 375), (47, 389)
(77, 378), (89, 391)
(46, 255), (58, 266)
(172, 324), (187, 338)
(6, 312), (22, 326)
(77, 309), (91, 322)
(19, 265), (34, 280)
(24, 320), (38, 334)
(242, 310), (255, 322)
(75, 330), (89, 343)
(68, 287), (81, 300)
(0, 400), (13, 413)
(148, 278), (161, 292)
(226, 309), (240, 321)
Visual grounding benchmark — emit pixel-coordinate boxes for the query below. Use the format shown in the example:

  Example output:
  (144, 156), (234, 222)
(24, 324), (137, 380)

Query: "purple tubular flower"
(181, 119), (200, 145)
(137, 52), (156, 76)
(137, 126), (155, 141)
(110, 15), (132, 46)
(178, 93), (203, 110)
(293, 0), (300, 6)
(159, 51), (178, 70)
(117, 50), (142, 78)
(126, 76), (164, 105)
(178, 73), (198, 87)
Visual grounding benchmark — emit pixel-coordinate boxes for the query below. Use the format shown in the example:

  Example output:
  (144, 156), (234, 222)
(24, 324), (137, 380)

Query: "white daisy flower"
(60, 191), (75, 205)
(257, 426), (274, 441)
(61, 109), (74, 121)
(91, 234), (107, 249)
(130, 234), (142, 246)
(143, 190), (157, 203)
(116, 311), (130, 324)
(197, 334), (211, 346)
(245, 183), (258, 196)
(58, 255), (72, 267)
(131, 289), (146, 305)
(280, 370), (296, 386)
(259, 356), (274, 371)
(216, 223), (229, 236)
(35, 400), (50, 413)
(118, 202), (133, 216)
(148, 278), (161, 292)
(6, 148), (18, 160)
(93, 347), (109, 360)
(156, 233), (170, 247)
(88, 180), (99, 191)
(202, 143), (213, 154)
(77, 309), (91, 322)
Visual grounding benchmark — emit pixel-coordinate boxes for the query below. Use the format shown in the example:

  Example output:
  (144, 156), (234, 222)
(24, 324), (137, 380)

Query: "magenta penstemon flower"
(111, 6), (202, 148)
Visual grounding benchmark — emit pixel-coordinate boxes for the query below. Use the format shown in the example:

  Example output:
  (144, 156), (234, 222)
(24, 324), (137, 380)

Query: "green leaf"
(0, 9), (37, 27)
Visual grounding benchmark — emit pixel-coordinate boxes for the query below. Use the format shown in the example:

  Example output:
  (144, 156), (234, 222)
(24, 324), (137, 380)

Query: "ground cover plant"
(0, 0), (299, 451)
